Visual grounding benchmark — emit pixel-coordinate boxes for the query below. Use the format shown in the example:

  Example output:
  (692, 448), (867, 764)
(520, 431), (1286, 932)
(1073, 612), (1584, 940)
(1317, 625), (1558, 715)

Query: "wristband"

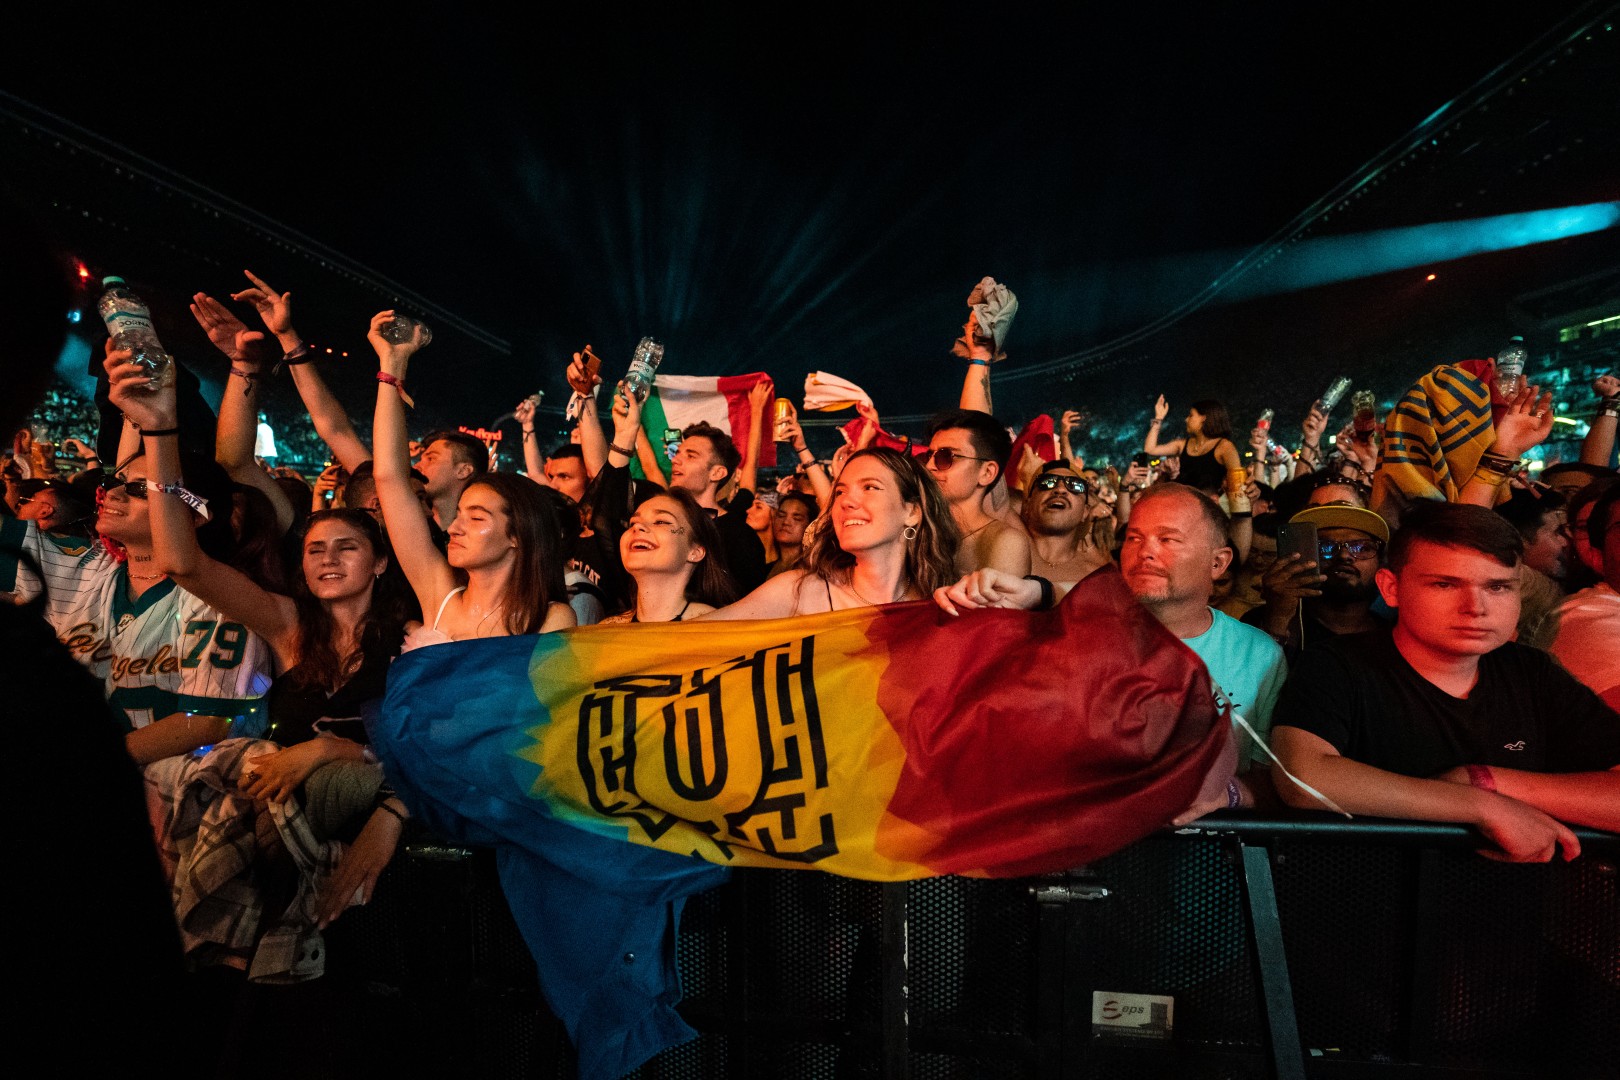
(797, 446), (814, 460)
(1021, 574), (1055, 611)
(374, 799), (408, 825)
(1226, 778), (1242, 809)
(229, 366), (261, 395)
(140, 426), (181, 438)
(967, 359), (990, 367)
(610, 442), (635, 458)
(150, 481), (212, 521)
(376, 370), (416, 409)
(274, 343), (313, 375)
(522, 428), (537, 437)
(1598, 395), (1620, 419)
(1465, 765), (1497, 792)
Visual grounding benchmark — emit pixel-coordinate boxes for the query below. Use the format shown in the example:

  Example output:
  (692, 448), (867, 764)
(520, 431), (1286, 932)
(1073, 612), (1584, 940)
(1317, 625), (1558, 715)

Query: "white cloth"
(1547, 583), (1620, 707)
(952, 276), (1019, 361)
(802, 371), (873, 413)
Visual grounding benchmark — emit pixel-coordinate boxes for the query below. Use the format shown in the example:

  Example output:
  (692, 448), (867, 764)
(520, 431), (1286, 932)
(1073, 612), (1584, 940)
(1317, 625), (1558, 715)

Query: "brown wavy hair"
(802, 447), (959, 598)
(457, 473), (567, 634)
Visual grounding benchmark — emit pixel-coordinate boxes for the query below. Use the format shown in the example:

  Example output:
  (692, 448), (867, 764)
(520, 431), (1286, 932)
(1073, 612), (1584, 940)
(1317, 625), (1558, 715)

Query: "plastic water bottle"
(97, 276), (174, 390)
(1256, 408), (1274, 432)
(380, 314), (432, 348)
(1494, 336), (1527, 397)
(622, 337), (664, 403)
(1318, 376), (1352, 414)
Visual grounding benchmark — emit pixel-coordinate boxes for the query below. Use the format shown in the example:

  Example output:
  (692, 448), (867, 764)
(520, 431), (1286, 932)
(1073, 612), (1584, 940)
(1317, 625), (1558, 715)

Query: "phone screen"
(1277, 521), (1320, 572)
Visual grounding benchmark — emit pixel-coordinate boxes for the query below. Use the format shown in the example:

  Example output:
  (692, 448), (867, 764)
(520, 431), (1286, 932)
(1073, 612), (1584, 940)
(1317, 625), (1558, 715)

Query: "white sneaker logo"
(1503, 740), (1526, 751)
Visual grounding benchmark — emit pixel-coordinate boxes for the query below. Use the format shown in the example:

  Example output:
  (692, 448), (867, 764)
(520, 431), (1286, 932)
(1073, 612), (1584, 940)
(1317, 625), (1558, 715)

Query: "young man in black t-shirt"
(1272, 503), (1620, 862)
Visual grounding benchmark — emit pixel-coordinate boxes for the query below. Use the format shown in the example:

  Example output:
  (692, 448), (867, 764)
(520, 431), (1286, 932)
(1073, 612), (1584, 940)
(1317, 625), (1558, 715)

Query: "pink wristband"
(376, 370), (415, 409)
(1466, 765), (1497, 792)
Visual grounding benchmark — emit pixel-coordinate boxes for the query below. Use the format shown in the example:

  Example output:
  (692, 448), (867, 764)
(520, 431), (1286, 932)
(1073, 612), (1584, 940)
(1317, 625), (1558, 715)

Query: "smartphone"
(580, 345), (602, 383)
(1131, 451), (1153, 468)
(1277, 521), (1320, 572)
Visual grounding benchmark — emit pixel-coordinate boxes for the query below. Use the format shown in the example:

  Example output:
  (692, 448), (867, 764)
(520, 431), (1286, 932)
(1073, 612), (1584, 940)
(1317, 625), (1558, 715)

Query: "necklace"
(845, 577), (912, 607)
(126, 569), (167, 581)
(958, 519), (993, 543)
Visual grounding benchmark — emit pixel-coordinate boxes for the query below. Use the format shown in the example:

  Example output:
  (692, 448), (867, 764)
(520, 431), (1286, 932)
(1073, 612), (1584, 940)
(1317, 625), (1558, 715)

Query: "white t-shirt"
(1547, 583), (1620, 708)
(2, 519), (272, 735)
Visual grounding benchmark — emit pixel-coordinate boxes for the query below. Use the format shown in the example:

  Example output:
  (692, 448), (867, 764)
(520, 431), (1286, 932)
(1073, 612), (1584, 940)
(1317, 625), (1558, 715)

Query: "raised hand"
(1249, 426), (1269, 454)
(190, 293), (266, 361)
(1061, 409), (1082, 437)
(747, 379), (772, 414)
(514, 396), (538, 427)
(1492, 383), (1555, 458)
(230, 270), (297, 338)
(368, 310), (424, 368)
(1595, 373), (1619, 398)
(1301, 403), (1328, 444)
(104, 339), (177, 431)
(1153, 394), (1170, 422)
(567, 348), (602, 396)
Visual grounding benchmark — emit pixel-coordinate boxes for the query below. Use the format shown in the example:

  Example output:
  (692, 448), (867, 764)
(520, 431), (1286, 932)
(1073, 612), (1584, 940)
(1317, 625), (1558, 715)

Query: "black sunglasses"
(919, 447), (991, 470)
(1319, 538), (1382, 561)
(99, 477), (149, 499)
(1032, 474), (1088, 496)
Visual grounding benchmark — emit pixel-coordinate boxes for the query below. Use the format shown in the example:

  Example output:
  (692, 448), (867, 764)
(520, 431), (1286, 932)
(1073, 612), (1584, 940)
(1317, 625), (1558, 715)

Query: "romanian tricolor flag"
(371, 569), (1232, 1079)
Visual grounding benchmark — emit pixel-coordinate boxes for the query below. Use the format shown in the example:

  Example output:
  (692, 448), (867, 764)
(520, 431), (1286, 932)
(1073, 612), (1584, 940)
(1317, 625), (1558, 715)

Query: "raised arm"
(233, 271), (372, 471)
(1458, 384), (1554, 508)
(189, 293), (295, 535)
(515, 395), (546, 480)
(957, 315), (994, 413)
(1581, 374), (1618, 467)
(570, 348), (608, 478)
(1144, 395), (1184, 456)
(776, 401), (832, 509)
(107, 354), (299, 660)
(368, 311), (457, 614)
(737, 380), (771, 497)
(1059, 410), (1084, 471)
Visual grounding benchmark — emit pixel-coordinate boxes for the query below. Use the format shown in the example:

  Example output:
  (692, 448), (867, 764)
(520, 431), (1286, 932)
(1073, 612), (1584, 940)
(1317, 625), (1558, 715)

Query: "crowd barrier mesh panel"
(1272, 839), (1411, 1062)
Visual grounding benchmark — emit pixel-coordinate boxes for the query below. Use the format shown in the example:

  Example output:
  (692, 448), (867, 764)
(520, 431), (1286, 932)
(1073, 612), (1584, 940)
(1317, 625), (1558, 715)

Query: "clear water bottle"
(622, 337), (664, 403)
(380, 314), (432, 348)
(1352, 390), (1378, 439)
(1256, 408), (1274, 432)
(1494, 336), (1527, 397)
(98, 276), (174, 390)
(1318, 376), (1352, 413)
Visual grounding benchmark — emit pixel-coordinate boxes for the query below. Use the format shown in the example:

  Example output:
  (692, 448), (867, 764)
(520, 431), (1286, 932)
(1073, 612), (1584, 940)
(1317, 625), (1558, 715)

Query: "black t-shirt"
(714, 490), (768, 595)
(1274, 628), (1620, 778)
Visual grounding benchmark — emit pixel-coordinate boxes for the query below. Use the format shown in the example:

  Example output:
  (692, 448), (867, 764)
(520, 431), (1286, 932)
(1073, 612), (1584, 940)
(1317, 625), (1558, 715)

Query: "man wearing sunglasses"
(1022, 462), (1113, 585)
(1245, 504), (1391, 655)
(923, 409), (1030, 577)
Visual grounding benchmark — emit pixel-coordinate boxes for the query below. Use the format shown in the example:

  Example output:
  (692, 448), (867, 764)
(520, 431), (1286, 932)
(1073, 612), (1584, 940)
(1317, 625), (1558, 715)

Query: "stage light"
(1426, 273), (1437, 281)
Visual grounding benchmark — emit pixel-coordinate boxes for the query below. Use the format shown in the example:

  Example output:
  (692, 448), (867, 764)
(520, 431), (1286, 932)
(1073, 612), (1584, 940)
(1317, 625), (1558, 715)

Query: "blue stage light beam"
(1226, 201), (1620, 303)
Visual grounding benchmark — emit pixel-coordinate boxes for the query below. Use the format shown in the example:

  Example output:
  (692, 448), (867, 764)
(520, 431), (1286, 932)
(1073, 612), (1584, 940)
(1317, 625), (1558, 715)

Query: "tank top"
(400, 587), (464, 653)
(1178, 440), (1231, 495)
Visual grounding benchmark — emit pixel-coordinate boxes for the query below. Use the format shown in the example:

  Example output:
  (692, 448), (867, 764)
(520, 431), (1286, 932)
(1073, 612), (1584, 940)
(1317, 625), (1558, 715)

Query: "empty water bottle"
(1318, 376), (1352, 414)
(622, 337), (665, 403)
(380, 314), (432, 348)
(98, 276), (174, 390)
(1494, 336), (1527, 397)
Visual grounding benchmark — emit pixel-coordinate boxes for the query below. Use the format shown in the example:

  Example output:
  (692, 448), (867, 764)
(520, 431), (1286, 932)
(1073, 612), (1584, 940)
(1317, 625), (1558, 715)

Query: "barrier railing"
(312, 816), (1617, 1079)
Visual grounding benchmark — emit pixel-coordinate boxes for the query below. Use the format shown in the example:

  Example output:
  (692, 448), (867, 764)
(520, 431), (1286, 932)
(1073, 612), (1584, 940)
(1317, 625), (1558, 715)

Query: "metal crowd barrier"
(303, 816), (1617, 1080)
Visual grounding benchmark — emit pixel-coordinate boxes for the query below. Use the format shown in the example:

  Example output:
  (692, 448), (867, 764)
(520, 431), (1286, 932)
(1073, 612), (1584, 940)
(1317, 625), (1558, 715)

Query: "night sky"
(4, 5), (1615, 453)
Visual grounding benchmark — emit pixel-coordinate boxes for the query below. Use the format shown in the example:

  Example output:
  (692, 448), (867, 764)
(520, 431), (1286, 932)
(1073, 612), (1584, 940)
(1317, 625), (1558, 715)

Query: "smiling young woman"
(601, 489), (738, 624)
(698, 447), (959, 619)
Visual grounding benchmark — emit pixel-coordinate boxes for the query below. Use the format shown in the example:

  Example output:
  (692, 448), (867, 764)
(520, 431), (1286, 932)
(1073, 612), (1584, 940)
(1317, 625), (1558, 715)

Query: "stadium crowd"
(5, 250), (1618, 1071)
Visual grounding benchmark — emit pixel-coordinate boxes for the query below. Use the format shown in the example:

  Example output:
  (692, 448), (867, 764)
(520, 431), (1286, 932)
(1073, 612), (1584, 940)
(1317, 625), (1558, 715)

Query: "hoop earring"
(902, 524), (918, 541)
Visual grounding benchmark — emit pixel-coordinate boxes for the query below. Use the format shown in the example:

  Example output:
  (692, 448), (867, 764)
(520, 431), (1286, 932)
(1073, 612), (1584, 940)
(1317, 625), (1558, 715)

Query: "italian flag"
(636, 372), (777, 474)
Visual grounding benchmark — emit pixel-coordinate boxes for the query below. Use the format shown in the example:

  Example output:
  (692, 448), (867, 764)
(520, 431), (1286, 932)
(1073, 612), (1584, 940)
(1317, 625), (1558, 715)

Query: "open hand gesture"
(1153, 395), (1170, 422)
(190, 293), (266, 362)
(1061, 409), (1082, 437)
(1492, 383), (1555, 458)
(230, 270), (296, 337)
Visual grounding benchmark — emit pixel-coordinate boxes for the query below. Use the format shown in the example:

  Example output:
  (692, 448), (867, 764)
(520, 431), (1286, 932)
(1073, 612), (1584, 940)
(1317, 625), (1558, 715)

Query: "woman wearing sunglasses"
(1022, 462), (1115, 585)
(0, 346), (278, 765)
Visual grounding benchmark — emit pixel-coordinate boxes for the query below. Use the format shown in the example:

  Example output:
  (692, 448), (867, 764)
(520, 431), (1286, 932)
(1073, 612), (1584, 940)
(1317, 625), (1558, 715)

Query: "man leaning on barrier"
(1271, 502), (1620, 863)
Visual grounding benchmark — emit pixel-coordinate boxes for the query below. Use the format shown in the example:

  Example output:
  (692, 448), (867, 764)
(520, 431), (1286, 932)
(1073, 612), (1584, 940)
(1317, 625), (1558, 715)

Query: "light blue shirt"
(1181, 607), (1288, 770)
